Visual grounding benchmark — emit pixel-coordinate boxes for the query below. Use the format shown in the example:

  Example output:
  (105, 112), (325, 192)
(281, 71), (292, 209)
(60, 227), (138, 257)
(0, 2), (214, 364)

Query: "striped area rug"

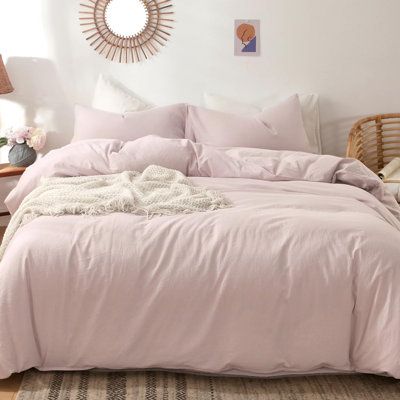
(15, 369), (400, 400)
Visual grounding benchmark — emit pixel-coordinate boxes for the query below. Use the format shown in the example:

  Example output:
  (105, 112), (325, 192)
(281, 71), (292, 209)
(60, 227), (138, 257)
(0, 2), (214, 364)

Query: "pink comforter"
(1, 136), (400, 379)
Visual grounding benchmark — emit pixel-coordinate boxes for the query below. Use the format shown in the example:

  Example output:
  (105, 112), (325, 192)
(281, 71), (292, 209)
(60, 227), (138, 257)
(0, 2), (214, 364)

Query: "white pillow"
(204, 92), (321, 154)
(92, 74), (151, 113)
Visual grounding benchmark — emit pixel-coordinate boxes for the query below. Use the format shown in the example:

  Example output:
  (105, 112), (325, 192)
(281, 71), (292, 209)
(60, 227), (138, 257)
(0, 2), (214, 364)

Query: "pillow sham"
(73, 103), (187, 142)
(187, 95), (311, 152)
(92, 74), (151, 113)
(204, 92), (321, 154)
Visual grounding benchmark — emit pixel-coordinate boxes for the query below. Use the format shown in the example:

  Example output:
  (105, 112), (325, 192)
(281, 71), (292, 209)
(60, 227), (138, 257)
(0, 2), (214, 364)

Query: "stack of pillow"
(73, 75), (321, 154)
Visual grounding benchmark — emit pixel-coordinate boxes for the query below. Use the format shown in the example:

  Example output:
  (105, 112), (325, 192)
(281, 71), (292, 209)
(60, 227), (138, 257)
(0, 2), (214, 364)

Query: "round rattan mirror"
(80, 0), (174, 63)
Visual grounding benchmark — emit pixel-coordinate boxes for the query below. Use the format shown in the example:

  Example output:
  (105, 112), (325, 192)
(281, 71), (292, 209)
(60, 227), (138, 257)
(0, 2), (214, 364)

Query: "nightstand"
(0, 163), (26, 217)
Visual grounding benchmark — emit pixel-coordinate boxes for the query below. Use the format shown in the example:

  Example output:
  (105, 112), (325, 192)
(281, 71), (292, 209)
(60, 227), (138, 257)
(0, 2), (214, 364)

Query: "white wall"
(0, 0), (400, 159)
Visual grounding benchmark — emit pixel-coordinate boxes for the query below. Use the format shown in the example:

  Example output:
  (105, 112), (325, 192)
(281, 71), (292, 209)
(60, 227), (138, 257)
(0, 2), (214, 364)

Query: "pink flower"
(6, 126), (30, 144)
(3, 126), (47, 150)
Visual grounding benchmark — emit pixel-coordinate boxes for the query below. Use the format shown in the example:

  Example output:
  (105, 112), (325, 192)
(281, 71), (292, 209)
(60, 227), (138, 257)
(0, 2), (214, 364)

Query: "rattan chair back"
(346, 114), (400, 173)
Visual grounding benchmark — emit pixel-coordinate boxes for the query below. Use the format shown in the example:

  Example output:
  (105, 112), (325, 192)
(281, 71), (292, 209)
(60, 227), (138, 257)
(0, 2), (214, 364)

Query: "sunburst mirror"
(79, 0), (174, 63)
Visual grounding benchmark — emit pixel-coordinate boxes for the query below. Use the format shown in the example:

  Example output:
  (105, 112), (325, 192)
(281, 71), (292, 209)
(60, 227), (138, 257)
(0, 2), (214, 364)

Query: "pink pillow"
(186, 95), (311, 152)
(73, 103), (187, 142)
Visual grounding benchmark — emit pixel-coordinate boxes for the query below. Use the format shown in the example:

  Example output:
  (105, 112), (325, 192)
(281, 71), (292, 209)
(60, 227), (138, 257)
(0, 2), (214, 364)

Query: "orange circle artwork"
(236, 23), (256, 44)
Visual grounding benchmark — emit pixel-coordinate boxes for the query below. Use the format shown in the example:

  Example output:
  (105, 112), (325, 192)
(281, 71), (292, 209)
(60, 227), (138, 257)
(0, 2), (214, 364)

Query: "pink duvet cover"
(1, 136), (400, 379)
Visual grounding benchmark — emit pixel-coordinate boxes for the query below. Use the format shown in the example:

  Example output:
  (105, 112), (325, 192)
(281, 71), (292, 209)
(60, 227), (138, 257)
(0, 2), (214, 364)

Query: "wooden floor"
(0, 374), (22, 400)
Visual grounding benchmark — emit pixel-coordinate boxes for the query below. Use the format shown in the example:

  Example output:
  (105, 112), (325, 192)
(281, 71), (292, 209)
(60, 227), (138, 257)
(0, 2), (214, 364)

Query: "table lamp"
(0, 55), (13, 95)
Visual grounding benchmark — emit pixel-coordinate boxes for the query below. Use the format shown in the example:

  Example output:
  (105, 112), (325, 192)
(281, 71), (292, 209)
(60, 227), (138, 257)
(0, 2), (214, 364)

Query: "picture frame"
(234, 20), (260, 57)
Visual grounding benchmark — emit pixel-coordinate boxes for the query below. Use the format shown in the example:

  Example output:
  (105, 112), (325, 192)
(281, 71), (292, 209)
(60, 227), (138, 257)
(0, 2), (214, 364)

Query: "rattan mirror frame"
(79, 0), (174, 63)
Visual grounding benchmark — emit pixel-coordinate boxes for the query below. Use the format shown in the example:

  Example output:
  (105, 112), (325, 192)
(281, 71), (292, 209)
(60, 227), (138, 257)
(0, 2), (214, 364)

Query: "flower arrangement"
(0, 126), (47, 167)
(0, 126), (46, 151)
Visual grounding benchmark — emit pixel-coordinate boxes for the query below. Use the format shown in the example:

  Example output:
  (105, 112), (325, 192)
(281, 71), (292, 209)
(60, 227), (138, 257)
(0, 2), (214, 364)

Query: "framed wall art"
(234, 20), (260, 57)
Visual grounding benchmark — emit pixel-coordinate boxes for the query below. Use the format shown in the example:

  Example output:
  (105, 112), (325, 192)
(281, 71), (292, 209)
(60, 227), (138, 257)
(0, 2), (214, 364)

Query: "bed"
(1, 133), (400, 379)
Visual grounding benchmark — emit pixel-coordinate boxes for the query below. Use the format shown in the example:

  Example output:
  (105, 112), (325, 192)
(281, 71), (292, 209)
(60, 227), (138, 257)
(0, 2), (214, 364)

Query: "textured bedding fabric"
(186, 96), (311, 152)
(0, 166), (229, 261)
(1, 136), (400, 379)
(73, 104), (187, 142)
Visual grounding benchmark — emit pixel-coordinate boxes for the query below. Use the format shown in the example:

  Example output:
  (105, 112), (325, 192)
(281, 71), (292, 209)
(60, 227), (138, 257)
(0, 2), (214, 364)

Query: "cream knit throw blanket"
(0, 165), (230, 260)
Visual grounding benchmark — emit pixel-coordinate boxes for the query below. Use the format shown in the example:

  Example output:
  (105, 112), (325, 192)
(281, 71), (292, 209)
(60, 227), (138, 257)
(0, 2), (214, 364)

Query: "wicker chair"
(346, 114), (400, 173)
